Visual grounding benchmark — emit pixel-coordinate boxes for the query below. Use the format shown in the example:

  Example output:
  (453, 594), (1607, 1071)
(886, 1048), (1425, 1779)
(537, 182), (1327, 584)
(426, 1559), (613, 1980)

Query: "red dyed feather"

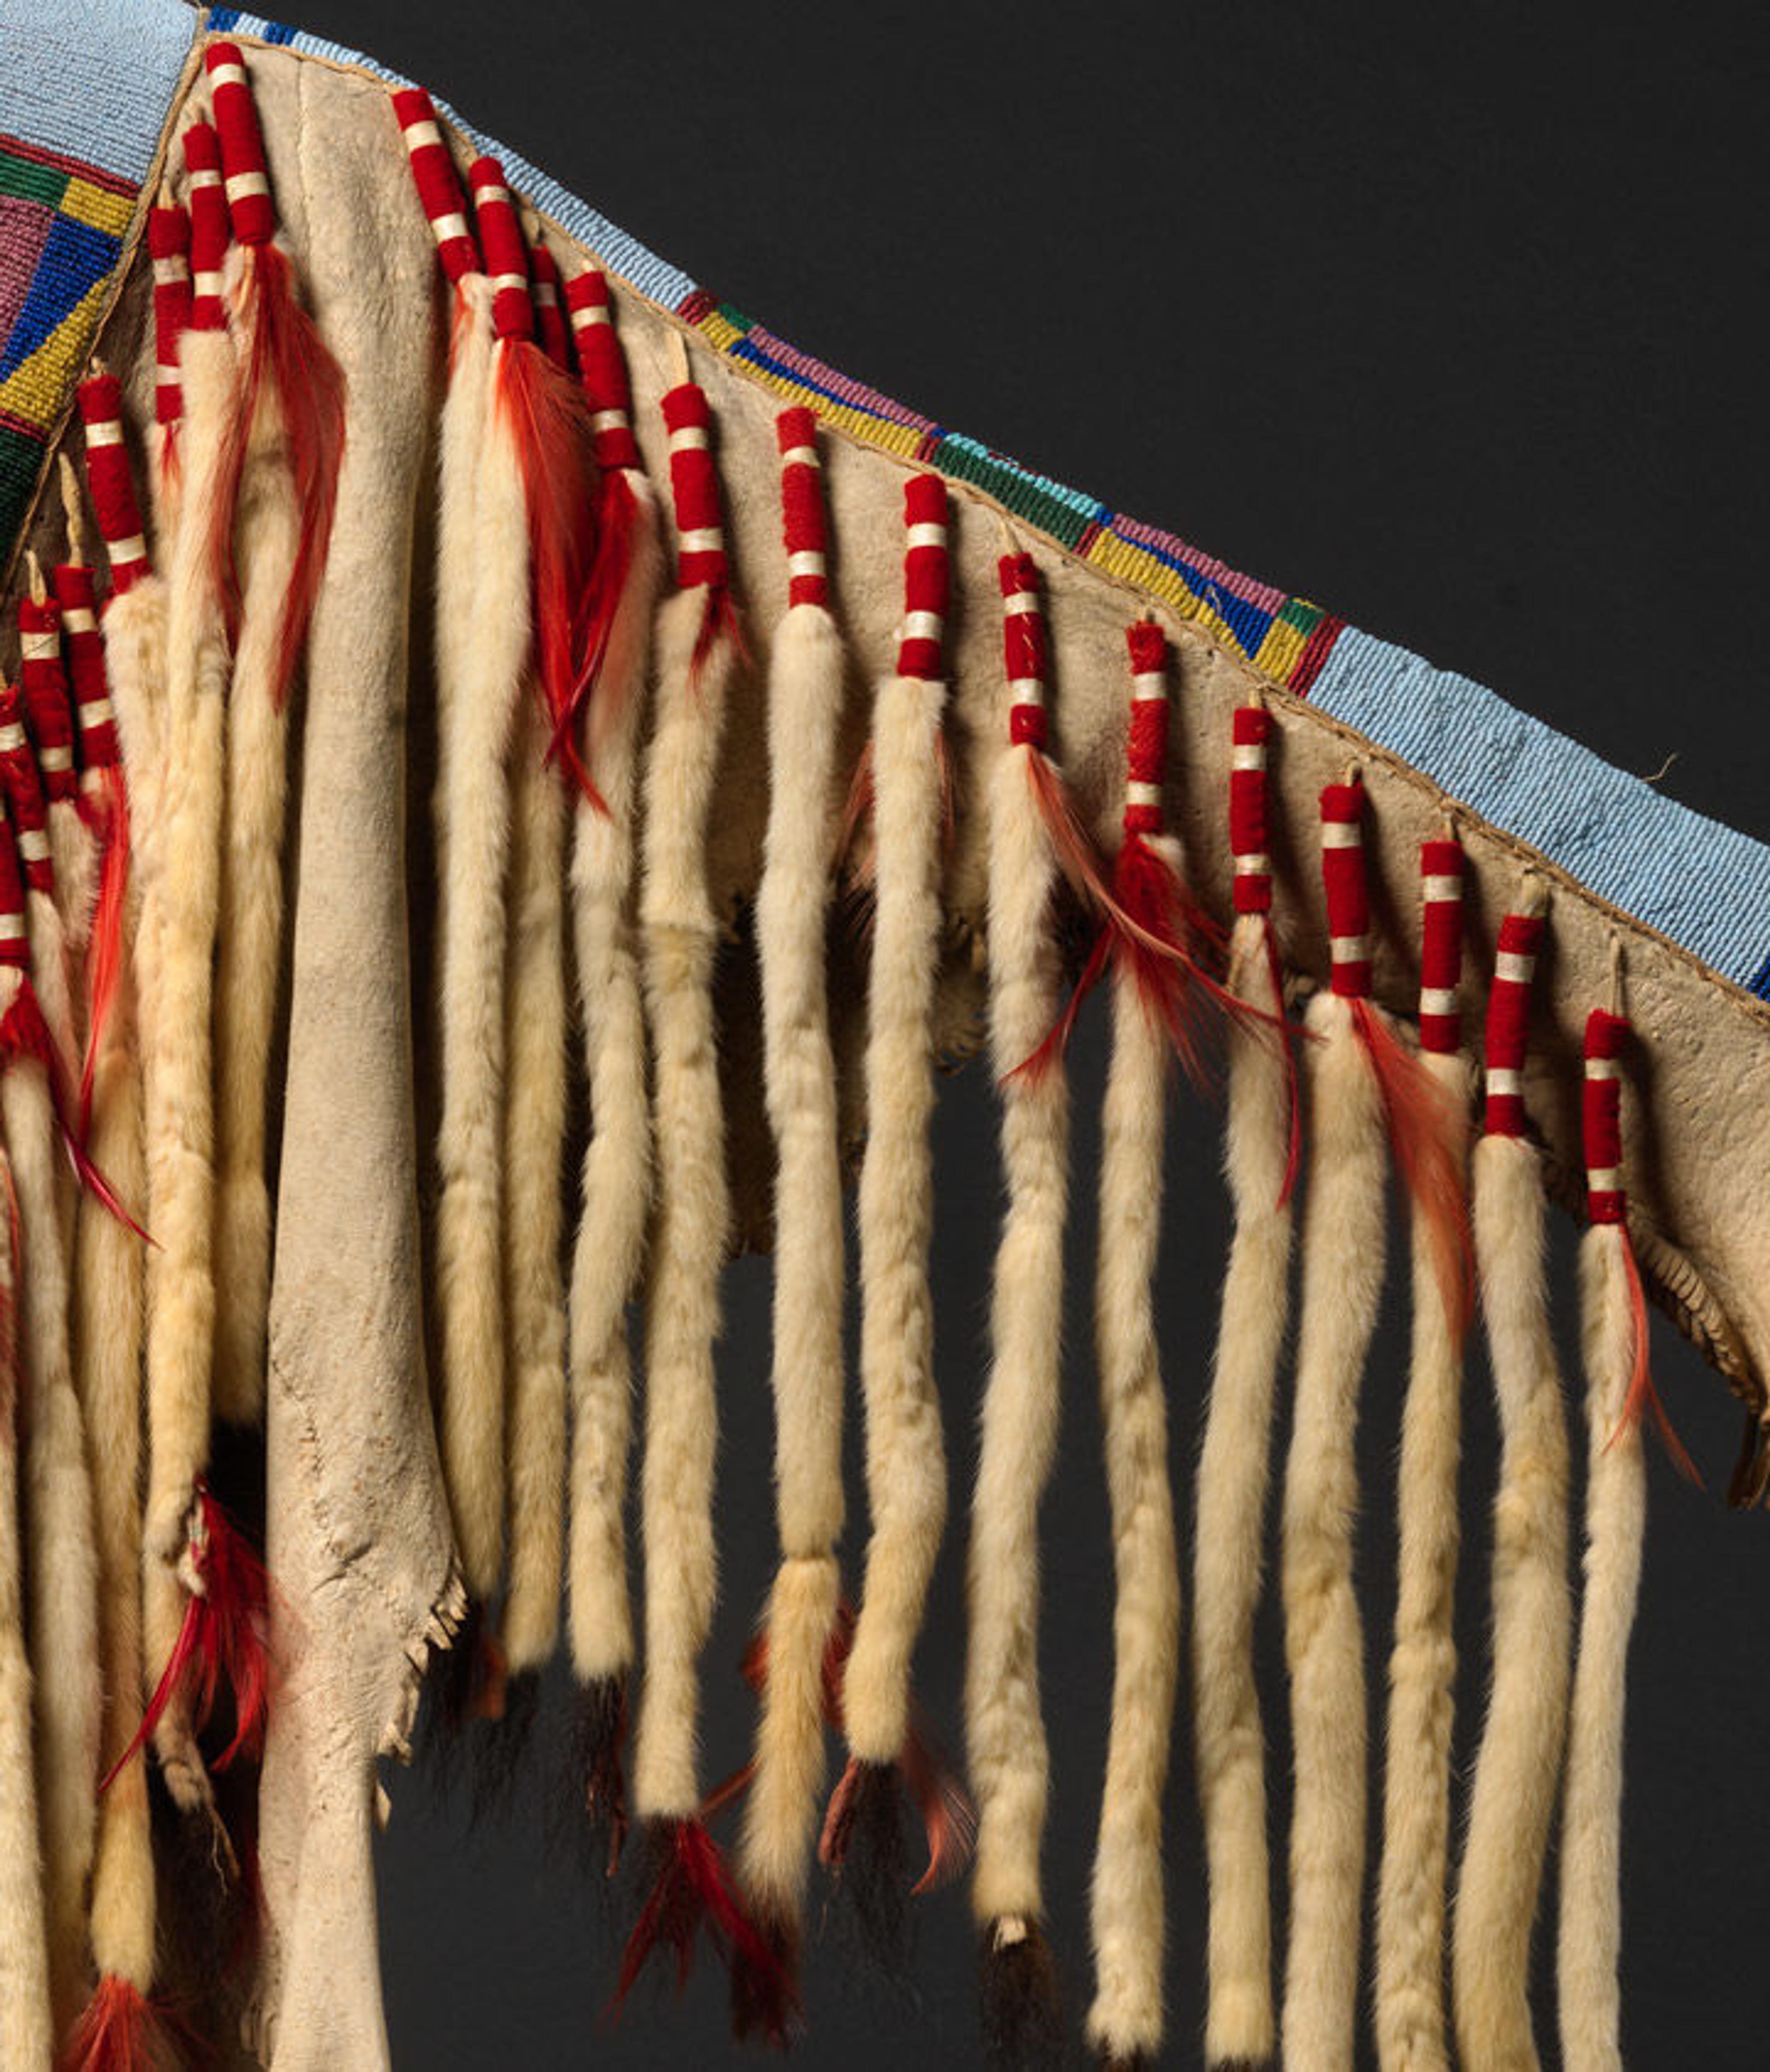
(613, 1816), (797, 2036)
(58, 1975), (189, 2072)
(495, 338), (602, 803)
(0, 981), (147, 1238)
(548, 463), (639, 787)
(1608, 1230), (1701, 1483)
(1015, 827), (1278, 1089)
(100, 1485), (274, 1791)
(1350, 996), (1475, 1338)
(1263, 916), (1303, 1210)
(76, 765), (130, 1126)
(689, 581), (747, 687)
(209, 243), (346, 708)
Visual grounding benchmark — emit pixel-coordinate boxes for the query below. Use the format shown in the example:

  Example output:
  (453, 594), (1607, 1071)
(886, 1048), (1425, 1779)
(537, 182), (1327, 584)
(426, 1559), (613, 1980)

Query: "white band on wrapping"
(1420, 985), (1458, 1017)
(1232, 742), (1266, 771)
(1322, 822), (1362, 848)
(903, 609), (943, 642)
(1423, 874), (1462, 902)
(1332, 932), (1371, 961)
(224, 170), (270, 206)
(1587, 1164), (1622, 1191)
(1234, 851), (1271, 875)
(61, 609), (97, 636)
(668, 424), (709, 454)
(83, 421), (123, 449)
(788, 549), (826, 580)
(20, 631), (58, 664)
(1495, 949), (1537, 984)
(678, 526), (724, 555)
(590, 408), (630, 435)
(1131, 670), (1166, 704)
(1486, 1066), (1523, 1096)
(18, 829), (48, 864)
(780, 443), (818, 469)
(1586, 1058), (1620, 1082)
(1008, 679), (1045, 706)
(207, 58), (248, 88)
(906, 522), (946, 550)
(1126, 778), (1162, 810)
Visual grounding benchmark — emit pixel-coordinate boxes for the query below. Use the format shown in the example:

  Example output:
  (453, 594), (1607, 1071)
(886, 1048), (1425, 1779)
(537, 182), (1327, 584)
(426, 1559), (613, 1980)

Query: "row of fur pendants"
(0, 37), (1703, 2072)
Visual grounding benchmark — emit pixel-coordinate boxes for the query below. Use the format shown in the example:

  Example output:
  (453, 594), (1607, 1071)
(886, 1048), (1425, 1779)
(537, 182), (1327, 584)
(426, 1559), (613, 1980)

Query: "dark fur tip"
(468, 1665), (541, 1824)
(1097, 2053), (1153, 2072)
(979, 1917), (1063, 2071)
(822, 1759), (911, 1972)
(1206, 2059), (1276, 2071)
(421, 1596), (509, 1776)
(571, 1674), (630, 1878)
(730, 1905), (803, 2049)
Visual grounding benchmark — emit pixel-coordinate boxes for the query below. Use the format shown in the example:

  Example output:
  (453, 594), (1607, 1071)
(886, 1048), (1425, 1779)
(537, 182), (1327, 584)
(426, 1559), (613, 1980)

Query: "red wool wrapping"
(527, 236), (572, 369)
(777, 405), (829, 610)
(614, 1817), (796, 2035)
(18, 597), (77, 806)
(1417, 836), (1464, 1055)
(564, 267), (642, 470)
(1583, 1009), (1698, 1478)
(0, 684), (55, 900)
(662, 381), (744, 683)
(100, 1484), (273, 1791)
(208, 241), (346, 708)
(182, 121), (227, 335)
(149, 201), (190, 441)
(896, 474), (948, 681)
(205, 44), (276, 246)
(75, 376), (151, 594)
(392, 89), (480, 284)
(55, 561), (130, 1116)
(1483, 910), (1542, 1138)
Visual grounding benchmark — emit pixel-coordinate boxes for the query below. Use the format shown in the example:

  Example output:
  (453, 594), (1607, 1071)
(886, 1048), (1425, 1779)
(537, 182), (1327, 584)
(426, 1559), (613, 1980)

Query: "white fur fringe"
(1280, 988), (1387, 2072)
(1192, 913), (1293, 2068)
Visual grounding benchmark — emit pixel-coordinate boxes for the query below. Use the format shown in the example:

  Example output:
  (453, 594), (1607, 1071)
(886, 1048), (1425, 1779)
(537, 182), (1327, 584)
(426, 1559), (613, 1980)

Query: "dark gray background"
(276, 3), (1768, 2062)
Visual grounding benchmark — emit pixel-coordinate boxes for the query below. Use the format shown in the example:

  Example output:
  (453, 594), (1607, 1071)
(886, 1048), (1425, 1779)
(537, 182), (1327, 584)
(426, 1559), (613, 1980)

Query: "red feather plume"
(100, 1484), (274, 1791)
(76, 765), (130, 1126)
(0, 981), (146, 1238)
(1607, 1229), (1700, 1483)
(208, 243), (346, 708)
(1349, 996), (1475, 1338)
(1015, 826), (1282, 1089)
(1261, 915), (1303, 1210)
(548, 463), (639, 784)
(58, 1975), (190, 2072)
(496, 338), (602, 802)
(613, 1816), (797, 2037)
